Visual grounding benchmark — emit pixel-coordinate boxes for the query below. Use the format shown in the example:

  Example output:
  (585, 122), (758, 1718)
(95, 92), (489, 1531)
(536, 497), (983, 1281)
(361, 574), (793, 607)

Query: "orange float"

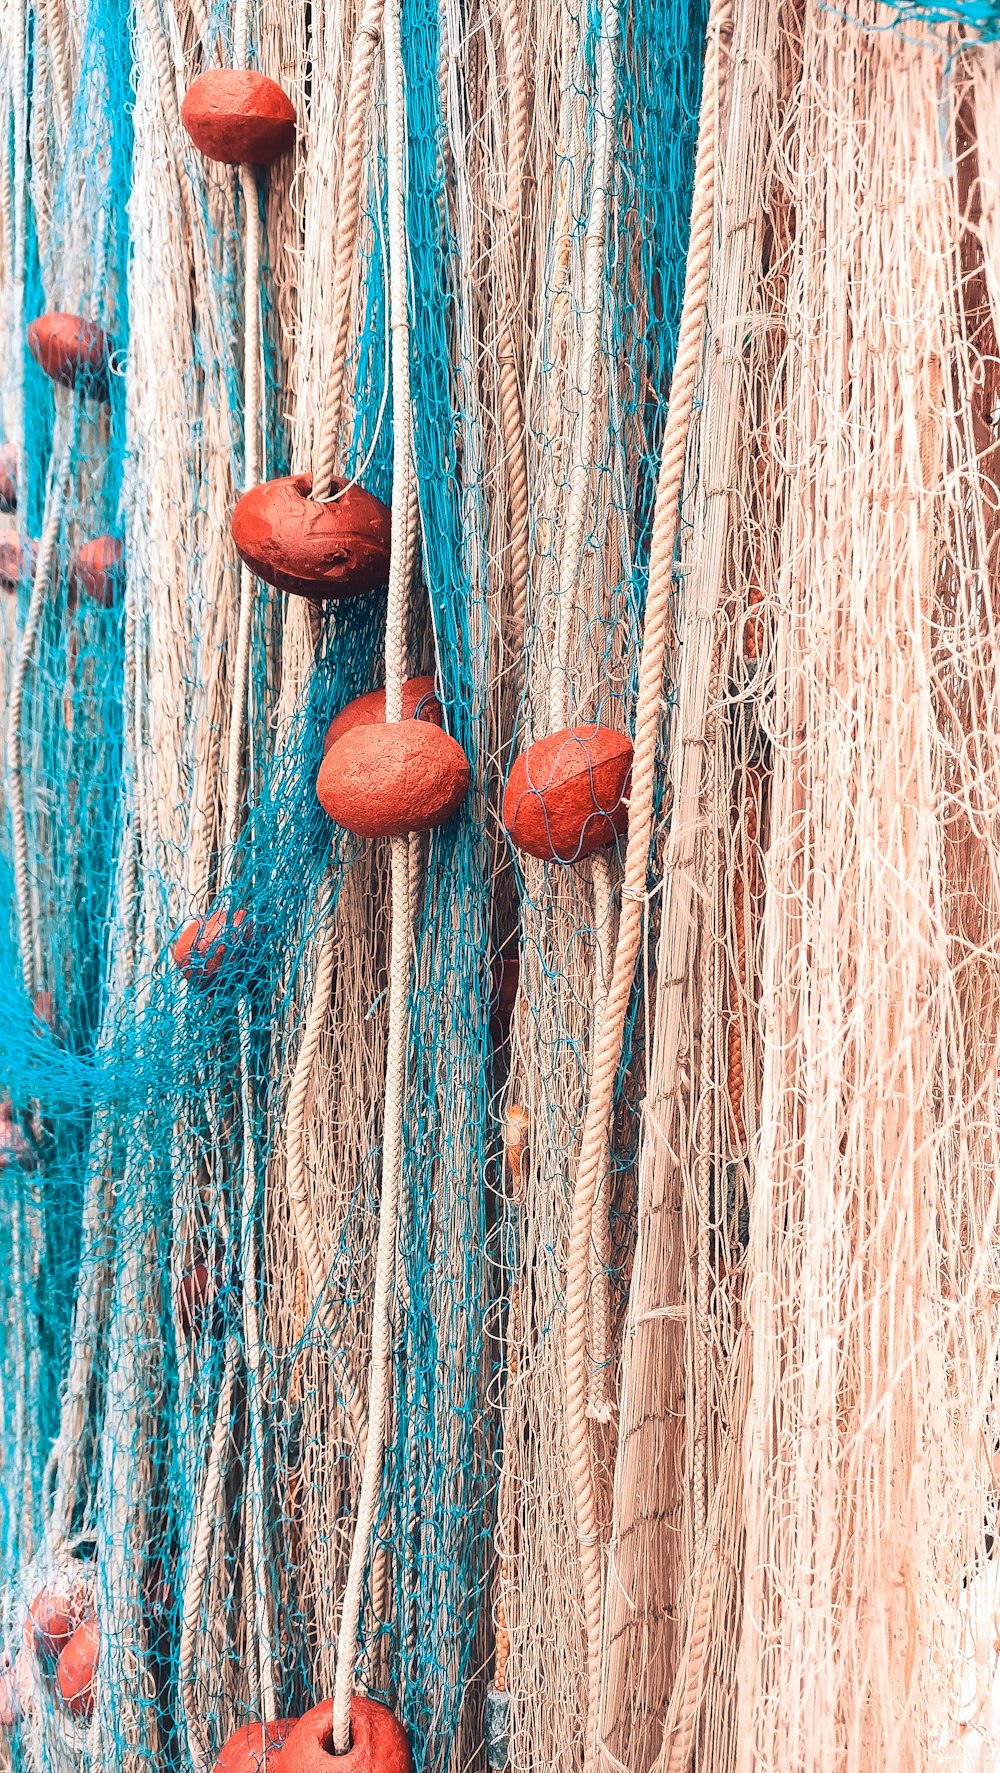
(71, 537), (123, 610)
(274, 1698), (410, 1773)
(323, 676), (441, 756)
(317, 721), (471, 839)
(181, 71), (296, 165)
(231, 475), (391, 602)
(179, 1259), (215, 1336)
(0, 537), (37, 592)
(27, 1585), (89, 1667)
(56, 1617), (98, 1718)
(172, 906), (252, 990)
(215, 1720), (297, 1773)
(28, 314), (111, 399)
(0, 1102), (38, 1173)
(503, 725), (632, 863)
(0, 444), (17, 512)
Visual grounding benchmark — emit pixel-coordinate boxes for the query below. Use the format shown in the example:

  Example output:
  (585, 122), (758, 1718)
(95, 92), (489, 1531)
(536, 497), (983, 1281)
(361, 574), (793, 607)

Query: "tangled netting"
(7, 0), (1000, 1770)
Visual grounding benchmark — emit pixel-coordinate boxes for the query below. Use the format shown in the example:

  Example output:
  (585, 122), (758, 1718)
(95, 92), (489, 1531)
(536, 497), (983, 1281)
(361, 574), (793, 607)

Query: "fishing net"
(6, 0), (1000, 1768)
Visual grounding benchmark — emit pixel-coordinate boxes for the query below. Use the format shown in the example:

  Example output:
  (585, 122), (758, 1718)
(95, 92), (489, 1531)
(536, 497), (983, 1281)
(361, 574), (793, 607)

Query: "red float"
(71, 537), (124, 610)
(0, 537), (37, 592)
(27, 1586), (89, 1668)
(56, 1617), (98, 1718)
(231, 475), (391, 602)
(172, 906), (252, 990)
(317, 721), (471, 839)
(0, 444), (17, 512)
(179, 1260), (215, 1336)
(181, 70), (296, 166)
(274, 1698), (411, 1773)
(215, 1720), (297, 1773)
(28, 314), (111, 399)
(323, 676), (441, 756)
(0, 1102), (38, 1174)
(503, 724), (632, 863)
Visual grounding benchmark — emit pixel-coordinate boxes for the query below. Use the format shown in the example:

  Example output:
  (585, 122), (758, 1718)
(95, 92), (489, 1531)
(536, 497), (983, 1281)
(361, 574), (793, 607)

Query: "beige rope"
(563, 5), (729, 1765)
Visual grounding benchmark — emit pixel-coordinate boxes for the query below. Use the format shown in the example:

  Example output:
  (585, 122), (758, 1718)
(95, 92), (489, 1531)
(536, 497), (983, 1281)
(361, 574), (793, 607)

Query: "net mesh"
(4, 0), (1000, 1771)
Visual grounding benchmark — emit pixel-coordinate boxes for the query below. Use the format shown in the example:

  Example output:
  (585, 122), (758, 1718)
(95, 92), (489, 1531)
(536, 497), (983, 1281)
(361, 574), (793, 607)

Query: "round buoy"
(28, 315), (111, 400)
(0, 537), (37, 593)
(0, 444), (17, 513)
(56, 1617), (98, 1718)
(215, 1720), (297, 1773)
(322, 676), (441, 756)
(181, 70), (296, 166)
(71, 537), (123, 610)
(179, 1259), (215, 1336)
(27, 1587), (88, 1668)
(231, 475), (391, 602)
(274, 1698), (411, 1773)
(0, 1103), (38, 1174)
(317, 721), (471, 839)
(172, 907), (252, 991)
(503, 725), (632, 863)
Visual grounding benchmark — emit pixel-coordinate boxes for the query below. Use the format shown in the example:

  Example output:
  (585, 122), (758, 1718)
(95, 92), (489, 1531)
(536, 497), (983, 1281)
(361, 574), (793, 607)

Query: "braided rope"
(331, 0), (414, 1739)
(562, 6), (729, 1765)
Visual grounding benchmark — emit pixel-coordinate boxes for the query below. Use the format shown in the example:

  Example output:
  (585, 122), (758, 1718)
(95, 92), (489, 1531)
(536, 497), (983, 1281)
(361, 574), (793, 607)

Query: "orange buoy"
(0, 537), (37, 592)
(215, 1720), (298, 1773)
(0, 1102), (38, 1174)
(71, 537), (123, 610)
(0, 444), (17, 512)
(322, 676), (442, 756)
(317, 721), (471, 839)
(274, 1698), (411, 1773)
(503, 725), (632, 863)
(181, 70), (296, 166)
(56, 1617), (98, 1718)
(231, 475), (391, 602)
(27, 1587), (89, 1668)
(179, 1259), (215, 1336)
(28, 314), (111, 399)
(172, 906), (252, 990)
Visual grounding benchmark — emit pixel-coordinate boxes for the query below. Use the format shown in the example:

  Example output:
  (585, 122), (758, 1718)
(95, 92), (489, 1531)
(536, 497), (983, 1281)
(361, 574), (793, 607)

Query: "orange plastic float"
(27, 1585), (89, 1667)
(181, 71), (296, 166)
(317, 722), (471, 839)
(179, 1259), (215, 1336)
(71, 537), (123, 610)
(0, 537), (37, 592)
(274, 1698), (410, 1773)
(231, 476), (391, 602)
(0, 444), (17, 512)
(215, 1720), (298, 1773)
(323, 676), (441, 756)
(172, 906), (252, 990)
(56, 1617), (98, 1718)
(503, 725), (632, 863)
(0, 1102), (38, 1173)
(28, 315), (111, 399)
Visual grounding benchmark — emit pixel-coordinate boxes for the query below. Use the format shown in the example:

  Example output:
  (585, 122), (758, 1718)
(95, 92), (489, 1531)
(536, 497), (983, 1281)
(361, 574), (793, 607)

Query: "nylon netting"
(4, 0), (1000, 1771)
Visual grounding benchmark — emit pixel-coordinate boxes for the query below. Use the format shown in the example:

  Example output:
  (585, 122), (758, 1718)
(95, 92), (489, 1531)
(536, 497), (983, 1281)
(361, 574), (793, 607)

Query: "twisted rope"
(331, 0), (414, 1740)
(563, 5), (729, 1765)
